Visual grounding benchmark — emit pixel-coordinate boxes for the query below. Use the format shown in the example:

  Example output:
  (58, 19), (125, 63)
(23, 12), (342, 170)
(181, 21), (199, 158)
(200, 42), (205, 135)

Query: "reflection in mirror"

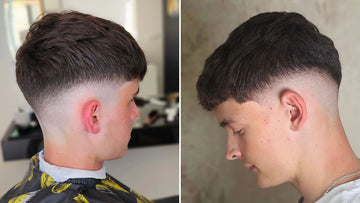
(4, 0), (43, 58)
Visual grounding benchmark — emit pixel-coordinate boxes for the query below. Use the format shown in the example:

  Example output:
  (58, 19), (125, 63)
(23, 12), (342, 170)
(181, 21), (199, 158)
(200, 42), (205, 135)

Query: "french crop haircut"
(197, 12), (341, 111)
(16, 11), (146, 112)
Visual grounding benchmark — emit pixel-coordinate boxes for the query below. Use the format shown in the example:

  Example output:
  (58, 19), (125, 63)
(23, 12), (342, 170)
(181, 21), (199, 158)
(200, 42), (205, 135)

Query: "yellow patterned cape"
(0, 154), (153, 203)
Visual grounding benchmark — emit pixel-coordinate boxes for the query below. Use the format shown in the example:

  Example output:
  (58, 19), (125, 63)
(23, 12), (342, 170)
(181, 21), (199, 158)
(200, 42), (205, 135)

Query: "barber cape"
(0, 154), (153, 203)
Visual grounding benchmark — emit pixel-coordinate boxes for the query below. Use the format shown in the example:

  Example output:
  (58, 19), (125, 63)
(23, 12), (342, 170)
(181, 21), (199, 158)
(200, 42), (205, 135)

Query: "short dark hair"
(16, 11), (146, 112)
(196, 12), (341, 111)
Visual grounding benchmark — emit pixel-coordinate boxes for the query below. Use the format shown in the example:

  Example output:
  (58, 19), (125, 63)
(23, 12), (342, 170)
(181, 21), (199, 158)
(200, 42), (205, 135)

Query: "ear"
(280, 90), (307, 131)
(82, 100), (101, 134)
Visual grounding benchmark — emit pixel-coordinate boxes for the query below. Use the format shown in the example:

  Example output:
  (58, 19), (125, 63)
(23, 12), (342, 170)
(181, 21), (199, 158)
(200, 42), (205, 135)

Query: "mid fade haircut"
(197, 12), (341, 111)
(16, 11), (146, 112)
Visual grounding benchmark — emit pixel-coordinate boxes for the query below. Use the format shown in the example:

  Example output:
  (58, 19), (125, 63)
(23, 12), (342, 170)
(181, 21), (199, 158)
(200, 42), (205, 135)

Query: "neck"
(292, 122), (360, 203)
(43, 135), (103, 171)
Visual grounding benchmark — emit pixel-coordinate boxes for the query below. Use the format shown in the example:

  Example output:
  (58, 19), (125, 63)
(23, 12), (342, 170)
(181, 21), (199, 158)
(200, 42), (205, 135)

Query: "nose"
(226, 134), (242, 160)
(130, 101), (140, 121)
(226, 148), (242, 160)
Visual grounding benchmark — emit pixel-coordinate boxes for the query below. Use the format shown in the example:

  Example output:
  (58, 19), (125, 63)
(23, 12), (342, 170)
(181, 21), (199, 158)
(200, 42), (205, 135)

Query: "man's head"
(16, 11), (146, 160)
(197, 12), (342, 187)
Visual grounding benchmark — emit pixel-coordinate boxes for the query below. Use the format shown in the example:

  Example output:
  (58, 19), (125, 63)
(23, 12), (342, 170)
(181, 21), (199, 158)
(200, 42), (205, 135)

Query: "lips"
(244, 163), (256, 171)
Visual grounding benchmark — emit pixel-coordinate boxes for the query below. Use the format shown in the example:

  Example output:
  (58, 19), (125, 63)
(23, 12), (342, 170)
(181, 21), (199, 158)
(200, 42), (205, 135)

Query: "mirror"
(4, 0), (43, 58)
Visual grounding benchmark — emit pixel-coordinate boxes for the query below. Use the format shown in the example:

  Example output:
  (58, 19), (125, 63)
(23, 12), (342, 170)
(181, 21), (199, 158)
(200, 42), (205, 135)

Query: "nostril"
(227, 149), (241, 160)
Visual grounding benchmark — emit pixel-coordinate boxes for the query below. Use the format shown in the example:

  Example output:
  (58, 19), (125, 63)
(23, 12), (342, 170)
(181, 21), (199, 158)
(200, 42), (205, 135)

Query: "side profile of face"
(98, 79), (140, 160)
(214, 98), (299, 188)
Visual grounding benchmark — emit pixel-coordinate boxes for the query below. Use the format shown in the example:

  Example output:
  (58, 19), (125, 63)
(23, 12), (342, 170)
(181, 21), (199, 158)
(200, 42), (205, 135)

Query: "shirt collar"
(38, 150), (106, 182)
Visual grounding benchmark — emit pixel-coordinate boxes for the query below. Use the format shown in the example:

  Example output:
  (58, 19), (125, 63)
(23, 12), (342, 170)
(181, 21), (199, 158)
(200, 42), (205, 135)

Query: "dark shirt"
(0, 154), (153, 203)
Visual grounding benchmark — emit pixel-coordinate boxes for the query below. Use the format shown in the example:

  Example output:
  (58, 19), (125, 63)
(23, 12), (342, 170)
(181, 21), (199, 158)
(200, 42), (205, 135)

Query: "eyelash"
(233, 129), (244, 136)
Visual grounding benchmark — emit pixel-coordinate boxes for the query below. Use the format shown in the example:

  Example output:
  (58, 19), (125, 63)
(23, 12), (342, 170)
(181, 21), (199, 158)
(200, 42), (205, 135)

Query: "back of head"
(197, 12), (341, 110)
(16, 11), (147, 115)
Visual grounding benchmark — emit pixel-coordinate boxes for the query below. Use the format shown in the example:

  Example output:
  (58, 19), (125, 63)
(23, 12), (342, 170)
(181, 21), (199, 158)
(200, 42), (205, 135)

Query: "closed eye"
(233, 129), (244, 136)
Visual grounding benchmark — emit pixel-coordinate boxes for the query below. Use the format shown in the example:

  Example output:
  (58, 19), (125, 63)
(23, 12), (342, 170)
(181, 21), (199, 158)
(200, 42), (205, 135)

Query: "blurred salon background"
(181, 0), (360, 202)
(0, 0), (179, 202)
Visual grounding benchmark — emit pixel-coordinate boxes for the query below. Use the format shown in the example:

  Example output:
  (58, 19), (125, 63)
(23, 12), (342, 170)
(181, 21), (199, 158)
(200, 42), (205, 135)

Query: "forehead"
(119, 79), (139, 93)
(214, 99), (264, 124)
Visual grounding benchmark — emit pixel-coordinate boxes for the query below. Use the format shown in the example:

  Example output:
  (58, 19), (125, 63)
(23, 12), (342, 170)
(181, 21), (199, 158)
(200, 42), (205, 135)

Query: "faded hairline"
(34, 79), (127, 122)
(211, 69), (340, 111)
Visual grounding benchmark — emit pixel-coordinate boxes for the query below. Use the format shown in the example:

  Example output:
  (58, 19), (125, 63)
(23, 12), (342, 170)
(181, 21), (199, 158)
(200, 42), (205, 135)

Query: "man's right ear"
(82, 100), (101, 134)
(280, 90), (307, 131)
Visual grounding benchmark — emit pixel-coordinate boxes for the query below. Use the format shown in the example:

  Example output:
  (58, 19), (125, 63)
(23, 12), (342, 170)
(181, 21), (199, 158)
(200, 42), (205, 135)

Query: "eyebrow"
(219, 119), (234, 128)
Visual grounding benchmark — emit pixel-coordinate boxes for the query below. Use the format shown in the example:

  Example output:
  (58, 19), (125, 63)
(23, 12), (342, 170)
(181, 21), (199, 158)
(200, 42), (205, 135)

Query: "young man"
(1, 11), (152, 203)
(197, 12), (360, 203)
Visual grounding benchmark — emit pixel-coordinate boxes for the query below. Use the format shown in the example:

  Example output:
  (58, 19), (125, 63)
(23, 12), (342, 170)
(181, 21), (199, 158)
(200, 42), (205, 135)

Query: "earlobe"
(280, 90), (307, 131)
(82, 100), (101, 134)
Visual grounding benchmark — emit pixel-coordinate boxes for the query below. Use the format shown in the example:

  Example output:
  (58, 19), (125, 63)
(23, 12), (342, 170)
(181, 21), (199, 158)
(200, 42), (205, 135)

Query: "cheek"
(262, 110), (287, 141)
(113, 103), (132, 123)
(247, 120), (278, 156)
(104, 107), (132, 135)
(258, 121), (293, 166)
